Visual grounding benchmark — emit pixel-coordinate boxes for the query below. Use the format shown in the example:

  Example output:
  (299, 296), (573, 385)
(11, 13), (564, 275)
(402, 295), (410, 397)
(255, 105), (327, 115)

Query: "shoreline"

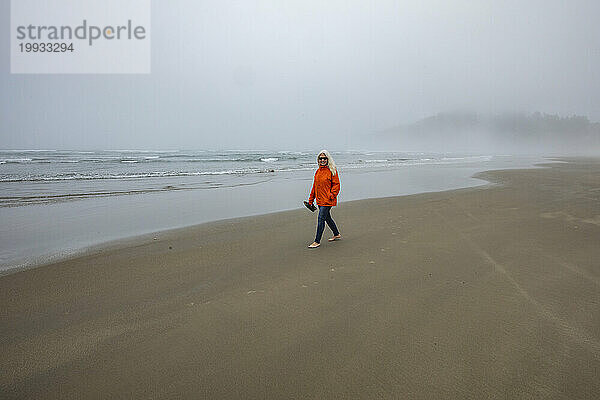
(0, 155), (549, 274)
(2, 158), (599, 398)
(0, 168), (511, 277)
(0, 181), (495, 278)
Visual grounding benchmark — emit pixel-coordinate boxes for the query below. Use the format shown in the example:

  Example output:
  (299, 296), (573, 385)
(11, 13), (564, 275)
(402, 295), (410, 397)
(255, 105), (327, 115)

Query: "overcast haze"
(1, 0), (599, 151)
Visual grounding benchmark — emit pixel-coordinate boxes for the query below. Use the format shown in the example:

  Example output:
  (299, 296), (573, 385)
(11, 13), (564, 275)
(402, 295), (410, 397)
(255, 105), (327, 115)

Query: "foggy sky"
(1, 0), (599, 151)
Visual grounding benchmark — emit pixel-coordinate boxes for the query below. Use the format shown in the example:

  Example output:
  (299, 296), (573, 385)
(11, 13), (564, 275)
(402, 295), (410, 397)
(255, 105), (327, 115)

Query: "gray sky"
(1, 0), (599, 150)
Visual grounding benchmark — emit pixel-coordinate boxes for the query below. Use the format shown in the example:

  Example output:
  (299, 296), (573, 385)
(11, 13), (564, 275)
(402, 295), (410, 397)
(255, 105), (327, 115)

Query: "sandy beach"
(1, 158), (599, 399)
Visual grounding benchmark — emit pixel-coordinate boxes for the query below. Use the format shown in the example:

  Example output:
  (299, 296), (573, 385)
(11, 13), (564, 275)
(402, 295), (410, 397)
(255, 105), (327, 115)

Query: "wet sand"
(1, 158), (599, 399)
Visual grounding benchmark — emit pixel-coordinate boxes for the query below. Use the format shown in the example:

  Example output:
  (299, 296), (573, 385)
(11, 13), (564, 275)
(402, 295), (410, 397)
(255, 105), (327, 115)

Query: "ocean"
(0, 149), (546, 272)
(0, 149), (498, 207)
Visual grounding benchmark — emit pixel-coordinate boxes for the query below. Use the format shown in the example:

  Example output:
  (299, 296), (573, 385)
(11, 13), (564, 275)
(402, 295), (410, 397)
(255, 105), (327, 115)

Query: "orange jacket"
(309, 166), (341, 206)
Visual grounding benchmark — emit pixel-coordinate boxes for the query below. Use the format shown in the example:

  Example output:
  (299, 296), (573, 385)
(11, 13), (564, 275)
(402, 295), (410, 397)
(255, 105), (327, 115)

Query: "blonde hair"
(318, 149), (337, 176)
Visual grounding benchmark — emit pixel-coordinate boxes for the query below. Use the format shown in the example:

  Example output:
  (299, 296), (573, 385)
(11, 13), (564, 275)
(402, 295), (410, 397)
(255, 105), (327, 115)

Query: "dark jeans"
(315, 206), (340, 243)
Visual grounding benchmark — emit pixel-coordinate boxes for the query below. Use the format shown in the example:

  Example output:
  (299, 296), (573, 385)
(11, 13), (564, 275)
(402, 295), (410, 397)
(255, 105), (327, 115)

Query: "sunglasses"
(318, 157), (328, 160)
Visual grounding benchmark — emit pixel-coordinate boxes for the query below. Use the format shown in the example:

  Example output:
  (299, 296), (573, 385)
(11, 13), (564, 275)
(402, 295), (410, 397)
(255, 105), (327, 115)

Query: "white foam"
(1, 158), (32, 163)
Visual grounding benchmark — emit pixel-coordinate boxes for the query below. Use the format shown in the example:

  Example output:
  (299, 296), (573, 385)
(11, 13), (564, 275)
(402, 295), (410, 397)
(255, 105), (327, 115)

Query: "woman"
(307, 150), (341, 248)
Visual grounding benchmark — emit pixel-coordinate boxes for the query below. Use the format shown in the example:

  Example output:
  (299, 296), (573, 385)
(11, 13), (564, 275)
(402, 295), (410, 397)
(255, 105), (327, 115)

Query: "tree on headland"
(376, 112), (600, 154)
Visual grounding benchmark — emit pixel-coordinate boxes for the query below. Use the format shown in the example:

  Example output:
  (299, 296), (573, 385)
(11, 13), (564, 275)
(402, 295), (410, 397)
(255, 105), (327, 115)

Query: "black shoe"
(303, 201), (317, 212)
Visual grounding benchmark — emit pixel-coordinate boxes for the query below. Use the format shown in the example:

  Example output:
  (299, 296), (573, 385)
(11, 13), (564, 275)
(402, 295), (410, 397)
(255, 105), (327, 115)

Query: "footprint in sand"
(583, 215), (600, 226)
(542, 211), (600, 226)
